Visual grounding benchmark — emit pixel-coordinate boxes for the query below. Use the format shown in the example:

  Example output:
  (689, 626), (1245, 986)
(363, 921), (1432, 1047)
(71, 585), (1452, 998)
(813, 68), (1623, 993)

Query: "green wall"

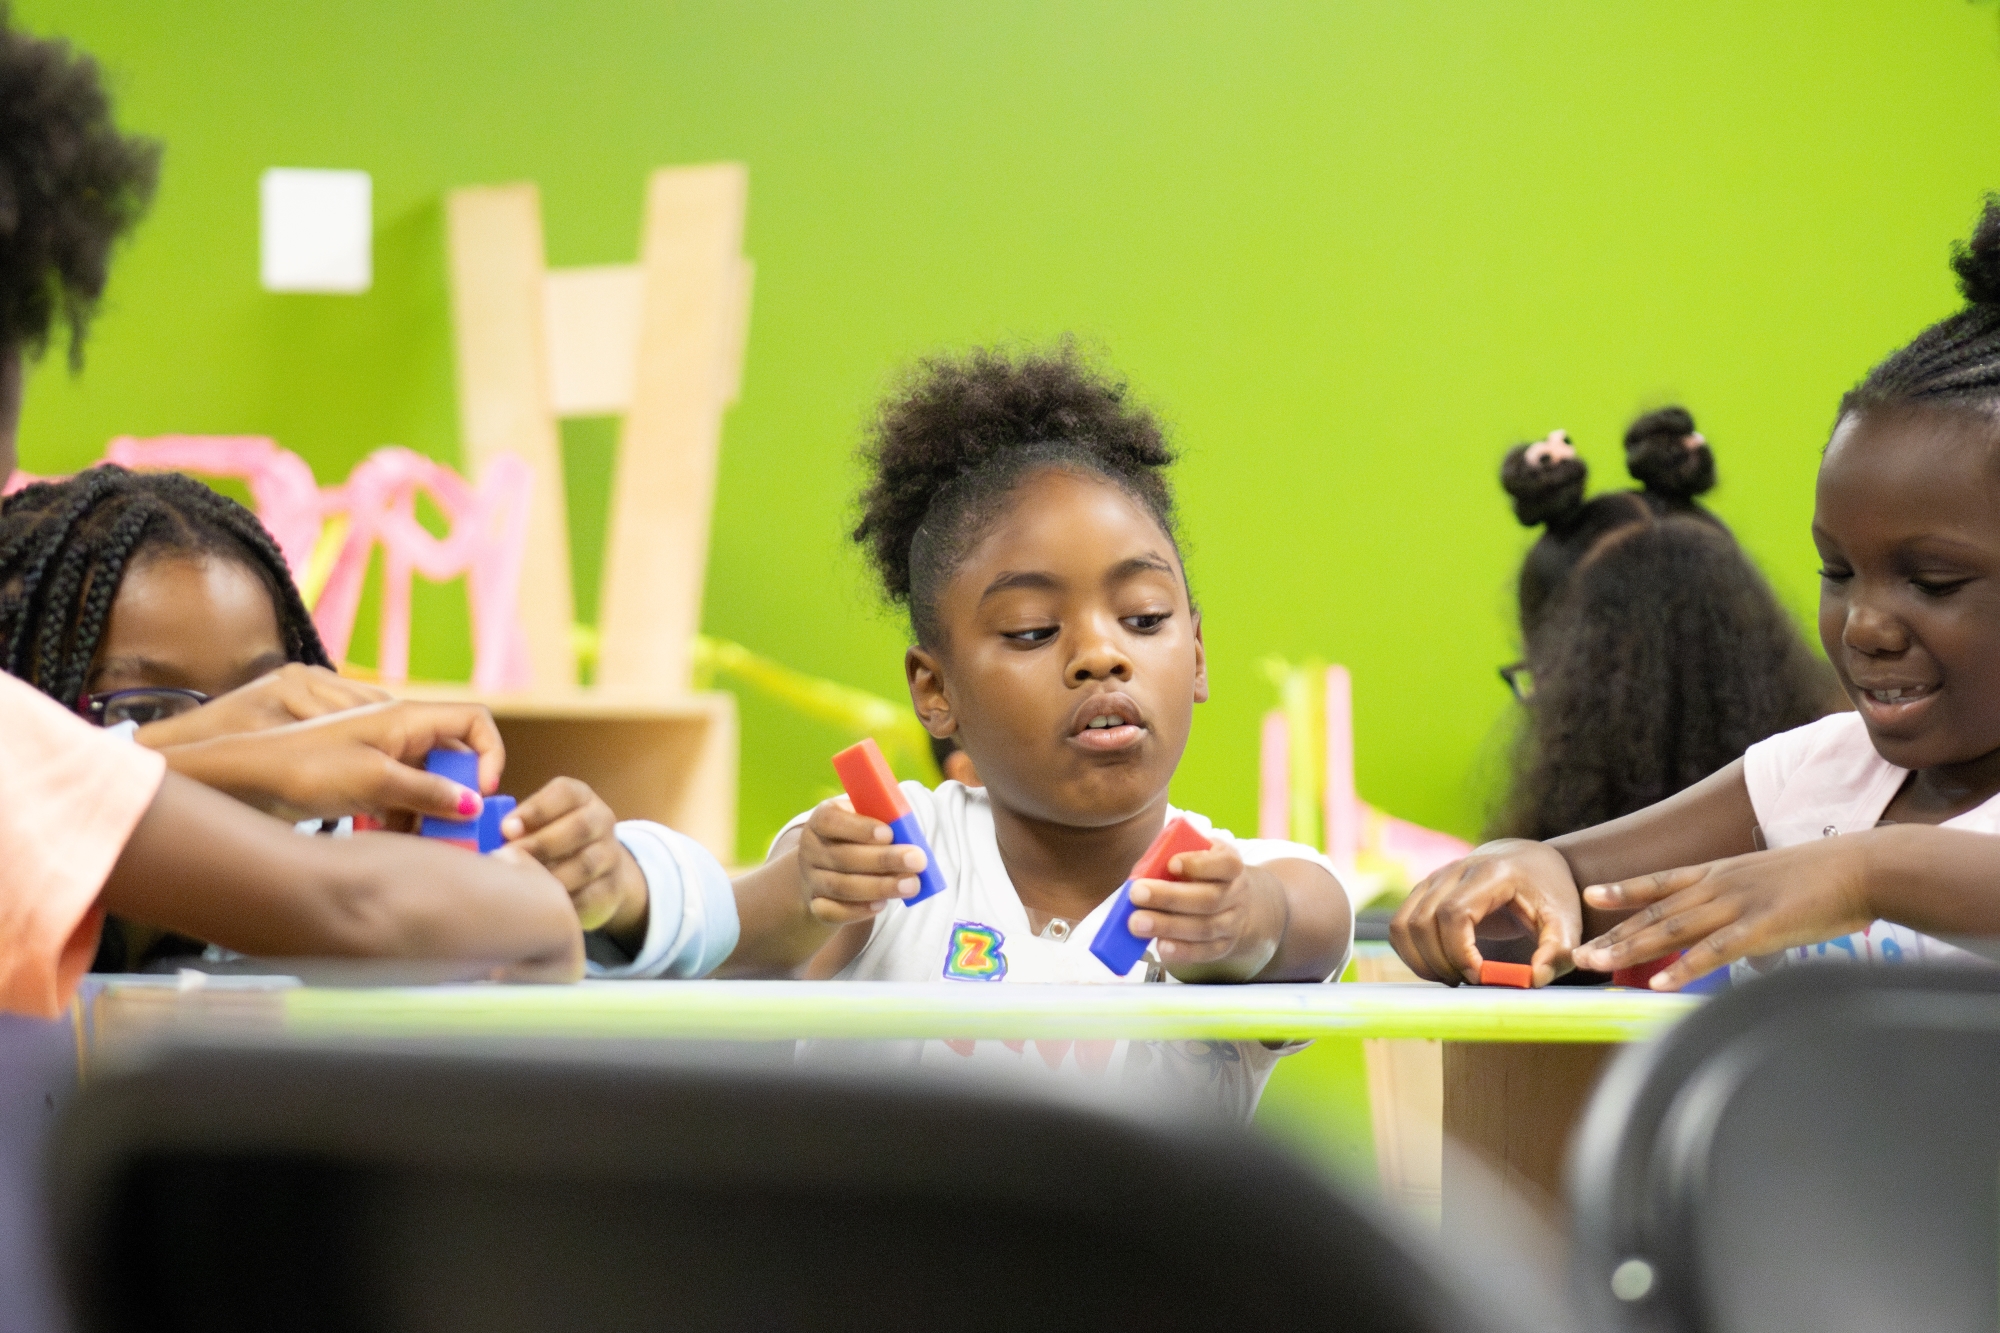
(19, 1), (2000, 860)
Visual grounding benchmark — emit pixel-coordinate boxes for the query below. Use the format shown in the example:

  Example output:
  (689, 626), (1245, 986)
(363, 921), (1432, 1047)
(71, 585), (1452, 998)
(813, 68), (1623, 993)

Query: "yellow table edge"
(213, 980), (1704, 1045)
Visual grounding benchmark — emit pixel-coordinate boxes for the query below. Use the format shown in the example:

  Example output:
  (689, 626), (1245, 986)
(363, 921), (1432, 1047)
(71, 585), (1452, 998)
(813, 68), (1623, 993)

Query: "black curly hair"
(1494, 515), (1831, 841)
(0, 466), (328, 708)
(1501, 406), (1725, 640)
(853, 342), (1182, 645)
(1842, 196), (2000, 416)
(0, 7), (159, 368)
(1492, 410), (1831, 838)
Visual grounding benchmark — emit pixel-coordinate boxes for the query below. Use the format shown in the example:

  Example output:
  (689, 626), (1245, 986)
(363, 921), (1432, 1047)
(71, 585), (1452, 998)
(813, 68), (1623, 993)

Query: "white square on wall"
(260, 168), (372, 293)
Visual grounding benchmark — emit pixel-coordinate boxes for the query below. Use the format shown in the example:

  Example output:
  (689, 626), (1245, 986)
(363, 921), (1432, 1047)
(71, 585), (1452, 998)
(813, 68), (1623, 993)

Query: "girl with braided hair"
(1493, 410), (1834, 844)
(0, 466), (739, 979)
(1395, 197), (2000, 991)
(729, 343), (1349, 1116)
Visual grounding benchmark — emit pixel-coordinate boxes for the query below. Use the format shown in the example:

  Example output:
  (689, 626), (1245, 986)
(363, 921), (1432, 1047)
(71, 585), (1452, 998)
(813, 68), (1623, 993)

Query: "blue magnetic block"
(477, 795), (516, 854)
(420, 748), (480, 841)
(887, 812), (946, 905)
(1680, 964), (1731, 995)
(1089, 880), (1147, 975)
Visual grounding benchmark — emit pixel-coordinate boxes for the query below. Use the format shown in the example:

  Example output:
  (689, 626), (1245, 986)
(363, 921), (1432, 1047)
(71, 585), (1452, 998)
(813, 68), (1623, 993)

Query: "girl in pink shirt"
(1393, 198), (2000, 989)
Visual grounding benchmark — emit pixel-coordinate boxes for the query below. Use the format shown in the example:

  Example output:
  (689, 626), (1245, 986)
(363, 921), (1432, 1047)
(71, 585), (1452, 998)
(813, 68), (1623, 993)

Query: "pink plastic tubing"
(103, 436), (325, 574)
(300, 446), (532, 690)
(1258, 710), (1290, 841)
(1323, 664), (1360, 875)
(88, 436), (532, 691)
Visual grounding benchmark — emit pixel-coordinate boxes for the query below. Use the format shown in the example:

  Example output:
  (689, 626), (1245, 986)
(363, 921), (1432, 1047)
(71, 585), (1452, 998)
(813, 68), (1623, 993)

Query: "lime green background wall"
(17, 1), (2000, 860)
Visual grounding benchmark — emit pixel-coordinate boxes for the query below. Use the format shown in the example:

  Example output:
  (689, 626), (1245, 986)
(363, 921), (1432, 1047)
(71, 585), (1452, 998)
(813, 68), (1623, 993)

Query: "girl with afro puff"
(1492, 407), (1837, 845)
(728, 343), (1351, 1118)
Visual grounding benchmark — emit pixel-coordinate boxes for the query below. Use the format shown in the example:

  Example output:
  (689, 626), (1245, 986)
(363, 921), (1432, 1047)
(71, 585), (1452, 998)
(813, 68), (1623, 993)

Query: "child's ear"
(1191, 612), (1209, 705)
(906, 645), (959, 738)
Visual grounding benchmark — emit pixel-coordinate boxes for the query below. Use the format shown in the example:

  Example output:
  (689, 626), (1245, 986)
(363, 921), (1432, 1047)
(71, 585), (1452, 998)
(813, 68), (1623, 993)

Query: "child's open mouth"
(1068, 692), (1147, 753)
(1853, 679), (1939, 725)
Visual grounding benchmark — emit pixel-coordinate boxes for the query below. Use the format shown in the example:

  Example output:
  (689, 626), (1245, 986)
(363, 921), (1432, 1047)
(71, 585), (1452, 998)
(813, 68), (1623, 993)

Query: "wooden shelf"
(397, 684), (737, 862)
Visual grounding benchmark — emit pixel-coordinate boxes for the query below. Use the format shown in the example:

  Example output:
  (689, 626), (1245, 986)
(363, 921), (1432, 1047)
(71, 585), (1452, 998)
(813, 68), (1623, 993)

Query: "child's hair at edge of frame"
(1841, 195), (2000, 419)
(0, 6), (160, 368)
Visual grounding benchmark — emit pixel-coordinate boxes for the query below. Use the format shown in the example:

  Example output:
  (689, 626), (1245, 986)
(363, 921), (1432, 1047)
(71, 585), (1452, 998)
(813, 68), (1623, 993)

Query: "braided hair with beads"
(1845, 197), (2000, 413)
(0, 466), (329, 708)
(852, 341), (1183, 645)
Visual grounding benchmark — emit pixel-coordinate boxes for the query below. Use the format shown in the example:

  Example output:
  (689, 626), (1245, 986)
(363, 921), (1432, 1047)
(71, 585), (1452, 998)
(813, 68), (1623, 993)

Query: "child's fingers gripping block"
(1089, 817), (1213, 976)
(420, 748), (482, 851)
(1477, 960), (1534, 988)
(832, 738), (946, 905)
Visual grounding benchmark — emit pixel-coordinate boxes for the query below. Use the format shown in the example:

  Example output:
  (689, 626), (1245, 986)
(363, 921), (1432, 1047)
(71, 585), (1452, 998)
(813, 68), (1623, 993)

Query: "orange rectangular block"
(1478, 960), (1533, 988)
(1129, 816), (1213, 882)
(831, 737), (913, 824)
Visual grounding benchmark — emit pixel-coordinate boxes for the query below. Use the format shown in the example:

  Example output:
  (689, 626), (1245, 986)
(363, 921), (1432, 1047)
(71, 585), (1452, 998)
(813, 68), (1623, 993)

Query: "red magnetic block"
(832, 737), (913, 823)
(1478, 960), (1533, 988)
(1128, 816), (1213, 883)
(1612, 952), (1678, 989)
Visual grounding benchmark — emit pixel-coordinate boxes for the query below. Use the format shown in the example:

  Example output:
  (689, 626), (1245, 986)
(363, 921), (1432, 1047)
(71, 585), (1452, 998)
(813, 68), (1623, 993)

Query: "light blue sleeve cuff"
(589, 821), (740, 979)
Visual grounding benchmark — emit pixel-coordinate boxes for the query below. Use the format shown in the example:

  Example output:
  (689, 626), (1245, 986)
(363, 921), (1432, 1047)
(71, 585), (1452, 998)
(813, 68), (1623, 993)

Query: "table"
(69, 966), (1697, 1228)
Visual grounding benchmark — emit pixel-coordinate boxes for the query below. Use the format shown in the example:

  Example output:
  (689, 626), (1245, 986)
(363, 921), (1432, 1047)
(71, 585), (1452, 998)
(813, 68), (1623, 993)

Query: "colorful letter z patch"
(943, 922), (1007, 981)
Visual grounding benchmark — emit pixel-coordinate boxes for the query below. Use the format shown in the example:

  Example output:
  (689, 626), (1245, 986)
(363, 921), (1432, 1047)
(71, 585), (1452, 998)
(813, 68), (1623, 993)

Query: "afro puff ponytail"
(852, 342), (1182, 643)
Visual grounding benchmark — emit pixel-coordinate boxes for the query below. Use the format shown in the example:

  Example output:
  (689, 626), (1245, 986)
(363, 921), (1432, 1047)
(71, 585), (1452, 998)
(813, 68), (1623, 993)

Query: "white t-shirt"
(1737, 712), (1988, 977)
(777, 781), (1349, 1119)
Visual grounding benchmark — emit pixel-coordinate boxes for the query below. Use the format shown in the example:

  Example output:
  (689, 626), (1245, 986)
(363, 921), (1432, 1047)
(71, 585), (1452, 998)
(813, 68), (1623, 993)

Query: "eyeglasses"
(1498, 662), (1534, 702)
(79, 687), (210, 727)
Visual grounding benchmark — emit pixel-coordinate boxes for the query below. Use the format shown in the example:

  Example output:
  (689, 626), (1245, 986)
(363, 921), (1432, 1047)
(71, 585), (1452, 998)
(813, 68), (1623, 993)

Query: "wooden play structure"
(428, 163), (755, 860)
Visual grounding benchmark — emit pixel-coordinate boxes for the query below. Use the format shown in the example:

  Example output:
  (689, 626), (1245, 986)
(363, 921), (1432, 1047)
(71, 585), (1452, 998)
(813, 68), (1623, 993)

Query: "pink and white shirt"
(1738, 711), (1989, 976)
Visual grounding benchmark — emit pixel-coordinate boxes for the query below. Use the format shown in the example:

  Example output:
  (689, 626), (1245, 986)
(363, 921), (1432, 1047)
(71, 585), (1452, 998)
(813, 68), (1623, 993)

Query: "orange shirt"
(0, 672), (164, 1018)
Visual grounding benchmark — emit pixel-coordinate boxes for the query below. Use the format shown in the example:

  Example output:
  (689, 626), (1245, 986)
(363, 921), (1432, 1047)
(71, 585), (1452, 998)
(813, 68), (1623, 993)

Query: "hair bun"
(1501, 430), (1588, 527)
(1951, 196), (2000, 308)
(1624, 405), (1716, 501)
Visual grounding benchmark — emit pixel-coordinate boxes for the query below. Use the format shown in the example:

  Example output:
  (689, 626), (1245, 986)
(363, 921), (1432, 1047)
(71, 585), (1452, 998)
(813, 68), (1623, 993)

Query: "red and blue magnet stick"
(832, 737), (945, 905)
(419, 749), (481, 850)
(1089, 816), (1213, 976)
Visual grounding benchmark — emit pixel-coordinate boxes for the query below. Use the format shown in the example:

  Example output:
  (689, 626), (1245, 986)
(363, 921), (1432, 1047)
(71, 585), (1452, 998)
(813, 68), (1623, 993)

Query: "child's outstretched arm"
(152, 699), (506, 826)
(102, 771), (584, 981)
(725, 798), (926, 976)
(1573, 824), (2000, 988)
(132, 663), (390, 746)
(1125, 841), (1350, 983)
(1391, 759), (1761, 986)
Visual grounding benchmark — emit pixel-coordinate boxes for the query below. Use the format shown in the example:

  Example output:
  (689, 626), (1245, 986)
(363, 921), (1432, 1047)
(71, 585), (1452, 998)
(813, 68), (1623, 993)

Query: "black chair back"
(1568, 965), (2000, 1333)
(49, 1039), (1530, 1333)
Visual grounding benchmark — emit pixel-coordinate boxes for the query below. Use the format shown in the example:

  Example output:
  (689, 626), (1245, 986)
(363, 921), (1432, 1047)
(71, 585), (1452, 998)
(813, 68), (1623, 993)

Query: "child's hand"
(158, 699), (504, 824)
(135, 664), (390, 748)
(797, 796), (927, 923)
(500, 777), (647, 941)
(1125, 839), (1289, 982)
(1571, 839), (1873, 989)
(1389, 839), (1583, 986)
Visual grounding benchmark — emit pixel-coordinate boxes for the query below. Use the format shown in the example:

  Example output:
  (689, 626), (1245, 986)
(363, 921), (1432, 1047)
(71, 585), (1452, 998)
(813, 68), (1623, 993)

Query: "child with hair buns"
(1494, 408), (1834, 843)
(729, 344), (1351, 1116)
(1396, 198), (2000, 990)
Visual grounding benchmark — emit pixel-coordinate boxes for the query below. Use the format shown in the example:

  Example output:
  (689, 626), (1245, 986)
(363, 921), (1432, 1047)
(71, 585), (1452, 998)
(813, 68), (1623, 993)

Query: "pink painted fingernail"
(456, 790), (480, 817)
